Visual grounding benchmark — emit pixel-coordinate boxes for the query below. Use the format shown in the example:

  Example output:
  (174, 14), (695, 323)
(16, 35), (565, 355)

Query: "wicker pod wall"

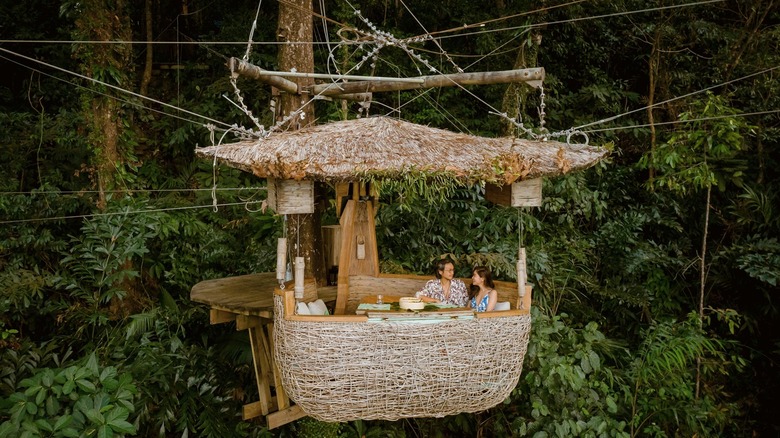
(272, 295), (532, 422)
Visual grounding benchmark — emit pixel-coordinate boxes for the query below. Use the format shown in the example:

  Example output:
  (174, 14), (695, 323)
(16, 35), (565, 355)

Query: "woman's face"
(471, 271), (484, 286)
(440, 263), (455, 281)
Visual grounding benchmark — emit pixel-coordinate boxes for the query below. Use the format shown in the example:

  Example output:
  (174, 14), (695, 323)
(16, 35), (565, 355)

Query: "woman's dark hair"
(434, 258), (455, 279)
(468, 266), (495, 299)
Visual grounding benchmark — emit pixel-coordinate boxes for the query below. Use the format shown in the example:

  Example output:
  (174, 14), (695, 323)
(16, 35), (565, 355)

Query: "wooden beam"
(266, 324), (290, 412)
(209, 309), (235, 325)
(267, 405), (306, 430)
(519, 285), (533, 312)
(242, 400), (267, 420)
(286, 314), (368, 322)
(475, 309), (524, 318)
(310, 67), (545, 96)
(228, 58), (372, 102)
(236, 314), (262, 330)
(229, 57), (298, 94)
(228, 57), (544, 99)
(335, 199), (356, 315)
(241, 69), (425, 83)
(248, 327), (272, 416)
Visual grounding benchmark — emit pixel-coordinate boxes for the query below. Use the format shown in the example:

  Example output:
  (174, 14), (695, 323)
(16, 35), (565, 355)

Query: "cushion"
(494, 301), (511, 311)
(307, 299), (329, 315)
(296, 302), (311, 315)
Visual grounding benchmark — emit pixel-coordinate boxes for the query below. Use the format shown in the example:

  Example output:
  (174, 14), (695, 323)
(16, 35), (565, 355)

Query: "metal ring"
(566, 130), (589, 146)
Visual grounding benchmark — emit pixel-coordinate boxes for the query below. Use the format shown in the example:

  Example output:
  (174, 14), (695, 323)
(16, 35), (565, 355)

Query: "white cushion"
(307, 299), (329, 315)
(494, 301), (511, 311)
(296, 302), (311, 315)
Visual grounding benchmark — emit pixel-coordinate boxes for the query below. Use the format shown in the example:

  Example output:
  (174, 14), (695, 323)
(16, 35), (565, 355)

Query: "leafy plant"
(508, 309), (629, 437)
(625, 313), (736, 437)
(0, 352), (137, 438)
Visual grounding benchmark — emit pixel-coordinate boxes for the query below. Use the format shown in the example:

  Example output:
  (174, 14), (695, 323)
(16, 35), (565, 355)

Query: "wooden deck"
(191, 272), (337, 319)
(190, 272), (339, 429)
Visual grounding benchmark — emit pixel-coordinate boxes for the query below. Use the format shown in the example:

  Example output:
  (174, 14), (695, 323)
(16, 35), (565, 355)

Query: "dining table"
(355, 294), (476, 320)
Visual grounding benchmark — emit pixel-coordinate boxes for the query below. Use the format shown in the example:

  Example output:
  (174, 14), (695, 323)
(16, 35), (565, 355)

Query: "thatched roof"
(196, 116), (607, 184)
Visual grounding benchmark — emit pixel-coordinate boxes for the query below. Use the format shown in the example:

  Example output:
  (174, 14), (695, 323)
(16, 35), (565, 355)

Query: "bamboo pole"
(310, 68), (545, 96)
(228, 56), (544, 98)
(228, 57), (372, 102)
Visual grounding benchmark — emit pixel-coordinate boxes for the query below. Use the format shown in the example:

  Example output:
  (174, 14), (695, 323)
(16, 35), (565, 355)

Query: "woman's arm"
(486, 290), (498, 312)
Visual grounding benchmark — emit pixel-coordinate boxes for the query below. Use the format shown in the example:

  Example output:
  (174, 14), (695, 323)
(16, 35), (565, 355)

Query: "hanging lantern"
(517, 248), (527, 297)
(294, 257), (305, 299)
(276, 238), (287, 282)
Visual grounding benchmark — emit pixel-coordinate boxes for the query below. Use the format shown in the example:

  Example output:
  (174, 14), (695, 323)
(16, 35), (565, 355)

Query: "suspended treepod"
(191, 115), (607, 427)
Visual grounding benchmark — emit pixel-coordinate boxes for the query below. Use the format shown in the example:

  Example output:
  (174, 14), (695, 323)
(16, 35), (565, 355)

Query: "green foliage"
(117, 305), (248, 438)
(625, 313), (736, 437)
(361, 171), (461, 210)
(732, 236), (780, 287)
(509, 309), (630, 437)
(290, 417), (341, 437)
(0, 352), (137, 438)
(2, 0), (779, 435)
(0, 341), (74, 399)
(641, 93), (752, 195)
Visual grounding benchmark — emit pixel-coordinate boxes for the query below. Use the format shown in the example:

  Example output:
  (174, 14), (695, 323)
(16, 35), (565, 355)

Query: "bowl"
(399, 297), (425, 310)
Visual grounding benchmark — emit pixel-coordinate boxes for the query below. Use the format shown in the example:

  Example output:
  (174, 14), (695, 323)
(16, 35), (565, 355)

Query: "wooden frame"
(485, 178), (543, 207)
(267, 178), (314, 214)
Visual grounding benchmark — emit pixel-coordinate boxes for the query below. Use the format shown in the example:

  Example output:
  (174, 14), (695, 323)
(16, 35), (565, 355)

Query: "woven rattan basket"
(272, 295), (532, 422)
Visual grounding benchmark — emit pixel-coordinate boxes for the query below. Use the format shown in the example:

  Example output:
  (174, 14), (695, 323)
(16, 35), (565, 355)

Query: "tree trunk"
(73, 0), (145, 317)
(695, 183), (711, 399)
(500, 32), (542, 136)
(72, 0), (133, 208)
(140, 0), (154, 96)
(647, 29), (661, 182)
(277, 0), (326, 285)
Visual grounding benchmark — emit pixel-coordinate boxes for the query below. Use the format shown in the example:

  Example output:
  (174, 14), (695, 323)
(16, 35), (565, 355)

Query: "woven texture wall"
(273, 296), (532, 422)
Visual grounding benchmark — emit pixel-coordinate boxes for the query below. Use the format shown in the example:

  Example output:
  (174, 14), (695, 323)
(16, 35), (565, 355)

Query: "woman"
(415, 259), (469, 307)
(468, 266), (498, 312)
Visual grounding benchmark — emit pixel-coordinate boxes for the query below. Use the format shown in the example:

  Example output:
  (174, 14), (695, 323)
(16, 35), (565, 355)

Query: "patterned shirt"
(415, 278), (469, 307)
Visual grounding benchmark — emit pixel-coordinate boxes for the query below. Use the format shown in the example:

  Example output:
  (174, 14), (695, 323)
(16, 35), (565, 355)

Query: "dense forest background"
(1, 0), (778, 436)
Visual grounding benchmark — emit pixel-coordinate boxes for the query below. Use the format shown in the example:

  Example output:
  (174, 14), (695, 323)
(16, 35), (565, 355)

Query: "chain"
(537, 85), (548, 140)
(229, 76), (266, 135)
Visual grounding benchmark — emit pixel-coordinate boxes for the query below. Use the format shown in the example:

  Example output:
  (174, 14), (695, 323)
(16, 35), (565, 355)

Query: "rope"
(398, 0), (462, 73)
(415, 0), (588, 40)
(0, 47), (233, 130)
(0, 54), (231, 133)
(243, 0), (264, 61)
(208, 126), (241, 212)
(572, 65), (780, 131)
(0, 187), (265, 196)
(583, 109), (780, 134)
(0, 201), (263, 225)
(433, 0), (727, 41)
(226, 78), (267, 134)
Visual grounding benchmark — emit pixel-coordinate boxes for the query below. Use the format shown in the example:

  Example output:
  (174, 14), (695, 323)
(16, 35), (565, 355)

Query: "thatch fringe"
(197, 117), (607, 183)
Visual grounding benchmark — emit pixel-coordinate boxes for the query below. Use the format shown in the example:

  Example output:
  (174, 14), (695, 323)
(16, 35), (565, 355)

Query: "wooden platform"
(191, 272), (278, 317)
(191, 272), (337, 319)
(190, 273), (336, 429)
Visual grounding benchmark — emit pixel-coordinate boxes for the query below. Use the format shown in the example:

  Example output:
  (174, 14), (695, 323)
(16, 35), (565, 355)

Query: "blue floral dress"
(470, 292), (492, 312)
